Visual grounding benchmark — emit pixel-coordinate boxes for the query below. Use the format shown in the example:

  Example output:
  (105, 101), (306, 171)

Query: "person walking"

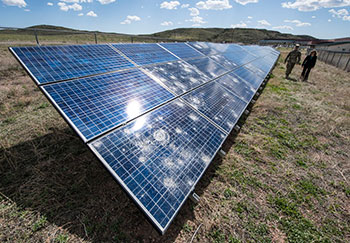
(300, 50), (317, 82)
(284, 44), (301, 79)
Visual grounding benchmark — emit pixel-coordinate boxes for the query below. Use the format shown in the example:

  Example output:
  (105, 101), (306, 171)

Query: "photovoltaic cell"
(216, 73), (256, 103)
(89, 99), (226, 233)
(43, 69), (175, 141)
(185, 56), (228, 79)
(143, 60), (209, 95)
(182, 82), (247, 133)
(230, 66), (264, 89)
(223, 51), (256, 66)
(209, 54), (238, 70)
(159, 43), (203, 59)
(188, 42), (220, 56)
(10, 44), (134, 84)
(112, 43), (178, 66)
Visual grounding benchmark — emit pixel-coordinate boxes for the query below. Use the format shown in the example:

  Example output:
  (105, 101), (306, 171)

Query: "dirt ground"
(0, 44), (349, 242)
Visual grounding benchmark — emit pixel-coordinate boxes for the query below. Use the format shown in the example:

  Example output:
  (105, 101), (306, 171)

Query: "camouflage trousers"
(286, 62), (296, 77)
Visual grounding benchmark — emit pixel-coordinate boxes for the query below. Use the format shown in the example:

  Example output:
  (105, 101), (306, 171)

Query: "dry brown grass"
(0, 45), (349, 242)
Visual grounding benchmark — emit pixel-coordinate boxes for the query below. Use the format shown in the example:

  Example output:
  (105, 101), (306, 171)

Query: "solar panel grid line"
(179, 97), (229, 135)
(9, 47), (41, 85)
(73, 53), (271, 143)
(10, 44), (138, 87)
(42, 69), (176, 142)
(88, 99), (228, 234)
(156, 43), (182, 60)
(40, 85), (88, 142)
(181, 81), (249, 133)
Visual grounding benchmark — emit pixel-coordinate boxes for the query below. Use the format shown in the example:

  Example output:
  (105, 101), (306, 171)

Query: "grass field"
(0, 44), (349, 242)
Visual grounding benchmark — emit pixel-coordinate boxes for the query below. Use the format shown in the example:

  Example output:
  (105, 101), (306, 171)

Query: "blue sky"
(1, 0), (349, 38)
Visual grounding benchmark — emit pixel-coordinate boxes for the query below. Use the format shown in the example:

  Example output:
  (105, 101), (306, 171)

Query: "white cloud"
(187, 16), (206, 25)
(161, 21), (173, 26)
(231, 21), (247, 28)
(78, 12), (83, 16)
(181, 3), (189, 8)
(58, 2), (82, 11)
(86, 10), (97, 17)
(312, 15), (316, 18)
(97, 0), (115, 4)
(24, 8), (29, 11)
(189, 7), (200, 16)
(47, 2), (53, 6)
(160, 1), (180, 9)
(284, 19), (311, 27)
(196, 0), (232, 10)
(329, 8), (350, 21)
(281, 0), (350, 12)
(121, 15), (141, 24)
(235, 0), (258, 5)
(328, 19), (332, 22)
(247, 16), (253, 19)
(2, 0), (27, 7)
(257, 19), (271, 26)
(273, 25), (294, 30)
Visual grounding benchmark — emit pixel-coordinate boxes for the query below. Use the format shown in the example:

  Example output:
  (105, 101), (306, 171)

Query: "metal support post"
(34, 30), (40, 46)
(94, 33), (98, 44)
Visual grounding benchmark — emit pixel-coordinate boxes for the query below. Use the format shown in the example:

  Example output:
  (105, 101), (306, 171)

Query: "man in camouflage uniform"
(284, 44), (301, 79)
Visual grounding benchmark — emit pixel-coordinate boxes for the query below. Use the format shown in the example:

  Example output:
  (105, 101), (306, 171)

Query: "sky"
(1, 0), (349, 39)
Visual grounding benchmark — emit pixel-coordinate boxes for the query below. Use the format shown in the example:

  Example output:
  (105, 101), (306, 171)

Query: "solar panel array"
(10, 41), (279, 234)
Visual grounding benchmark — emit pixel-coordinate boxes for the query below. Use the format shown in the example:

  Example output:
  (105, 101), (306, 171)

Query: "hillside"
(0, 25), (316, 44)
(148, 27), (316, 44)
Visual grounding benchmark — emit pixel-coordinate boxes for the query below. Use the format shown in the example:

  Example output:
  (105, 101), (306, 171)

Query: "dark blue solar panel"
(183, 82), (247, 133)
(185, 57), (228, 79)
(10, 44), (134, 84)
(230, 66), (264, 89)
(89, 99), (226, 233)
(112, 43), (178, 66)
(209, 54), (238, 70)
(143, 60), (209, 95)
(43, 69), (175, 141)
(159, 43), (203, 59)
(223, 51), (256, 66)
(217, 73), (256, 103)
(188, 42), (220, 56)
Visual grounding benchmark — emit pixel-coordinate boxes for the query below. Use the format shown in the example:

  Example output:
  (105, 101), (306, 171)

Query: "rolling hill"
(1, 25), (316, 44)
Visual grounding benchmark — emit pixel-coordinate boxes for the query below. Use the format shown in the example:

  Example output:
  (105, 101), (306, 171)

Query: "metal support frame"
(218, 149), (226, 158)
(34, 30), (40, 46)
(190, 192), (200, 203)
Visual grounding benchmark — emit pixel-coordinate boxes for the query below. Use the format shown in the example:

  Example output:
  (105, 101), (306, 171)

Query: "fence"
(316, 49), (350, 72)
(0, 26), (188, 45)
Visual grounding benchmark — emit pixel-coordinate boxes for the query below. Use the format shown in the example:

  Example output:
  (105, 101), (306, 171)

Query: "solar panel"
(209, 54), (238, 70)
(43, 69), (175, 141)
(10, 41), (280, 235)
(10, 44), (134, 84)
(112, 43), (178, 66)
(230, 66), (265, 89)
(216, 73), (256, 103)
(89, 99), (226, 233)
(185, 56), (228, 79)
(223, 51), (256, 66)
(142, 60), (209, 96)
(182, 81), (247, 133)
(159, 43), (204, 59)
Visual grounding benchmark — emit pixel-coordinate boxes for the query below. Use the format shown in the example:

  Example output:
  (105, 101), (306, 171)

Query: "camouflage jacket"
(285, 50), (301, 64)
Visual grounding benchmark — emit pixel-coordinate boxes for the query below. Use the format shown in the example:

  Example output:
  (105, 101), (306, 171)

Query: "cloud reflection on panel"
(216, 73), (256, 103)
(90, 99), (226, 230)
(183, 81), (248, 133)
(185, 56), (228, 79)
(143, 60), (210, 95)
